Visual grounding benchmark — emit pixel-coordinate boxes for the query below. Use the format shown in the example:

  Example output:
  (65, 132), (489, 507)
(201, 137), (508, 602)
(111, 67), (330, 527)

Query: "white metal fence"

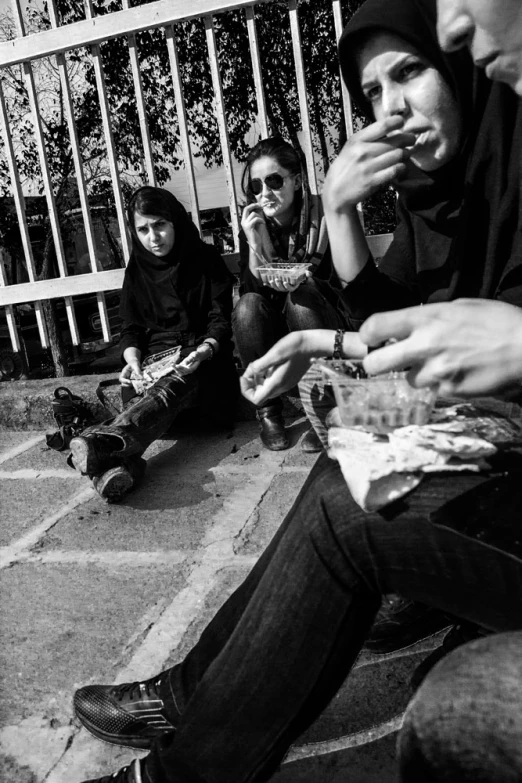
(0, 0), (388, 365)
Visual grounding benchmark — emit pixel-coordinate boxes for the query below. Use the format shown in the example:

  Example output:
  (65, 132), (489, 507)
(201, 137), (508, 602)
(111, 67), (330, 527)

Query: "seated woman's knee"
(233, 292), (271, 329)
(399, 632), (522, 782)
(285, 280), (323, 325)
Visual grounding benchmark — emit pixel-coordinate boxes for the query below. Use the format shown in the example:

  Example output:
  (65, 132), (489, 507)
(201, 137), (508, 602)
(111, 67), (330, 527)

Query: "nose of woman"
(381, 83), (408, 118)
(261, 180), (274, 197)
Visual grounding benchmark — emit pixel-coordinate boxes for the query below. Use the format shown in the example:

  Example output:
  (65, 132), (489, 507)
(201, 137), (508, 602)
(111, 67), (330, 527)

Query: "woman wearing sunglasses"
(233, 136), (345, 452)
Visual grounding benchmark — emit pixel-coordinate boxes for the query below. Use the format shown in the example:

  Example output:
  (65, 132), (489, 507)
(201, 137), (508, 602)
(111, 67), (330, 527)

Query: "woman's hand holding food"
(120, 348), (143, 387)
(323, 116), (415, 287)
(241, 204), (272, 271)
(241, 329), (367, 405)
(263, 270), (312, 294)
(361, 299), (522, 397)
(323, 116), (415, 212)
(178, 342), (213, 375)
(241, 332), (313, 405)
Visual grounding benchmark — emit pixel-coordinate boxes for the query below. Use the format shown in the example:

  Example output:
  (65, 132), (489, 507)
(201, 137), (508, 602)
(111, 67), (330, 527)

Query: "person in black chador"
(69, 186), (237, 502)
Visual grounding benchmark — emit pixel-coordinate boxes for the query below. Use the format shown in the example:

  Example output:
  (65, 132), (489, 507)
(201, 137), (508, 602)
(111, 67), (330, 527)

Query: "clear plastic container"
(314, 358), (437, 434)
(257, 262), (312, 286)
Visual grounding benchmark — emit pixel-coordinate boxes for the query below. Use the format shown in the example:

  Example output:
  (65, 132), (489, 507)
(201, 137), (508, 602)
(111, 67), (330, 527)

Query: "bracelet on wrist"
(332, 329), (345, 360)
(200, 340), (215, 360)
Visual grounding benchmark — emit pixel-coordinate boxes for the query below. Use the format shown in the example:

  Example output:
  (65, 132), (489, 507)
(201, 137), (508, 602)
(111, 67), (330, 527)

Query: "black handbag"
(45, 386), (95, 452)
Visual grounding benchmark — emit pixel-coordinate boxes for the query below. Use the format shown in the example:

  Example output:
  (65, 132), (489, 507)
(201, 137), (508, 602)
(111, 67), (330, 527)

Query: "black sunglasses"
(250, 173), (292, 196)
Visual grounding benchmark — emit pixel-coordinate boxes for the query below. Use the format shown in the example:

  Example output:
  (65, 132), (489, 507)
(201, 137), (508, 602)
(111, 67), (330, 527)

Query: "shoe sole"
(94, 469), (134, 503)
(69, 438), (92, 474)
(76, 712), (156, 750)
(364, 622), (453, 654)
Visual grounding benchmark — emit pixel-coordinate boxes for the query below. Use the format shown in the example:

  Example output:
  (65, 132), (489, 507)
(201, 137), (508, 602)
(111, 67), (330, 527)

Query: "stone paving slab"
(0, 562), (188, 726)
(0, 474), (82, 548)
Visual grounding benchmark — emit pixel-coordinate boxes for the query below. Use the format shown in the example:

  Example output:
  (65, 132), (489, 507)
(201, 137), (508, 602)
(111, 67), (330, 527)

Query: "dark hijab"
(339, 0), (522, 305)
(120, 186), (230, 330)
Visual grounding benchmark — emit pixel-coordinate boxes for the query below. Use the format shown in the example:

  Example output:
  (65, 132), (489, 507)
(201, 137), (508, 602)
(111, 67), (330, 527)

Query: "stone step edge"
(0, 374), (305, 431)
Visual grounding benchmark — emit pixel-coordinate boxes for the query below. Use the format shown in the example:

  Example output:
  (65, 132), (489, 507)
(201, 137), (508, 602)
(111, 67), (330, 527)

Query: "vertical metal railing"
(287, 0), (316, 194)
(205, 14), (240, 251)
(47, 0), (112, 343)
(84, 0), (131, 263)
(122, 0), (157, 187)
(0, 80), (49, 347)
(165, 24), (201, 233)
(245, 5), (269, 139)
(10, 0), (81, 345)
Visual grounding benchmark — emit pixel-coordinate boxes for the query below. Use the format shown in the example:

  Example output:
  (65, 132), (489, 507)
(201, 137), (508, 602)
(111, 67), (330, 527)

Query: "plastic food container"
(257, 262), (312, 286)
(314, 358), (437, 434)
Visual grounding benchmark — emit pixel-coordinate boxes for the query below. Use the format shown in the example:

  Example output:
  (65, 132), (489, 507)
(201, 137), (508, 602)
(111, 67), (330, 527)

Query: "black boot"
(256, 403), (289, 451)
(93, 456), (147, 503)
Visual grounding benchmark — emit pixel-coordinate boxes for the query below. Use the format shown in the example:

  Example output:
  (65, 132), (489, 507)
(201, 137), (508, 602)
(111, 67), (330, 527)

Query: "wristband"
(201, 340), (215, 360)
(332, 329), (345, 360)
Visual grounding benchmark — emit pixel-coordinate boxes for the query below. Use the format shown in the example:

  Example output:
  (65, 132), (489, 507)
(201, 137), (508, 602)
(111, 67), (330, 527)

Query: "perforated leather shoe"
(74, 674), (175, 749)
(82, 758), (144, 783)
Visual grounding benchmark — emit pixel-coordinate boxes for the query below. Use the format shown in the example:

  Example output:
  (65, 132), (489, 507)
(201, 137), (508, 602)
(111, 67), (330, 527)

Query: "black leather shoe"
(74, 674), (175, 749)
(364, 596), (452, 654)
(82, 758), (143, 783)
(256, 406), (289, 451)
(301, 427), (323, 453)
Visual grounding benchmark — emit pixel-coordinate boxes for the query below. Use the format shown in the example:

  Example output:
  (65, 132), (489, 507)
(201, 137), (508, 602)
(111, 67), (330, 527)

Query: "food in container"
(314, 358), (437, 434)
(257, 262), (312, 286)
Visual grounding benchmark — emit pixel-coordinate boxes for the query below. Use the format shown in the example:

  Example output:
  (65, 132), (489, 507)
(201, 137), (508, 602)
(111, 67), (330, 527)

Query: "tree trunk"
(41, 298), (70, 377)
(38, 226), (70, 377)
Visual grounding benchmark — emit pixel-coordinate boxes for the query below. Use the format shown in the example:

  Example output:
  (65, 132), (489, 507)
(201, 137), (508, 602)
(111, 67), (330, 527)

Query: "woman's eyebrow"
(360, 76), (378, 92)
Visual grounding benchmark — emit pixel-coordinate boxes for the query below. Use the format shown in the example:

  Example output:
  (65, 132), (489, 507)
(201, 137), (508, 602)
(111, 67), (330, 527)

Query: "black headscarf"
(120, 186), (231, 331)
(338, 0), (522, 305)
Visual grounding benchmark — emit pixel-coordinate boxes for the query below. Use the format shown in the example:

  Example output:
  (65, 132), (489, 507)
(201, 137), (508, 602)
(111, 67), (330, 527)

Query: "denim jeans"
(399, 631), (522, 781)
(232, 280), (346, 371)
(138, 451), (522, 783)
(82, 373), (200, 470)
(298, 363), (337, 447)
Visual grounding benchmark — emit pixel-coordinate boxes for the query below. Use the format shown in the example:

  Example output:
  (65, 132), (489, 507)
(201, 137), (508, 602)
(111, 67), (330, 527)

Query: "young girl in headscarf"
(233, 136), (345, 452)
(69, 186), (238, 502)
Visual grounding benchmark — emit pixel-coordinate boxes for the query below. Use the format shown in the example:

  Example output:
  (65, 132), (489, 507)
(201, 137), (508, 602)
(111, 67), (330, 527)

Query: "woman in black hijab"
(328, 0), (522, 317)
(69, 186), (237, 502)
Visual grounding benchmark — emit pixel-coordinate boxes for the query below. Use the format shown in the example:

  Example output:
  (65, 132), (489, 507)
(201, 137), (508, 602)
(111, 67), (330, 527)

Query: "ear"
(294, 173), (302, 191)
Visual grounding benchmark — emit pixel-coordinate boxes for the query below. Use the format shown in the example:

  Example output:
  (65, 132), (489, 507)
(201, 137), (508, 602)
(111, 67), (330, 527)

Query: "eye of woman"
(363, 84), (381, 103)
(397, 58), (425, 82)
